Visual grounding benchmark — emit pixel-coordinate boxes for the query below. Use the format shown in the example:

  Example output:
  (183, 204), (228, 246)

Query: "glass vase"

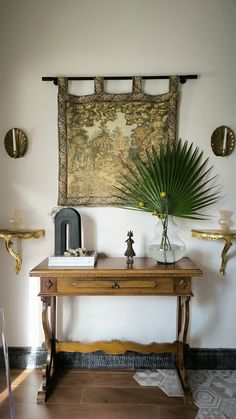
(148, 215), (186, 264)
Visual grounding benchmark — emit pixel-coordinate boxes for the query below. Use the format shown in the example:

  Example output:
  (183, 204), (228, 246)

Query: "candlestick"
(218, 209), (234, 230)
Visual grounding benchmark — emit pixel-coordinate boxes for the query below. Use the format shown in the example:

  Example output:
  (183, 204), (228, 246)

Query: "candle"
(12, 128), (17, 155)
(9, 208), (22, 230)
(222, 127), (227, 154)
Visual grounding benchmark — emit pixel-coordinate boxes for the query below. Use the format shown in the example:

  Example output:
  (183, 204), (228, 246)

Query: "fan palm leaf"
(114, 139), (220, 219)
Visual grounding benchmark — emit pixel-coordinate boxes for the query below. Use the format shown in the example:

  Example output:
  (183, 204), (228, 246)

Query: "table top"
(29, 256), (203, 278)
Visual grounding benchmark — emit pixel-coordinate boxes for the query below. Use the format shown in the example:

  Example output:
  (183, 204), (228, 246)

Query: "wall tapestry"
(57, 75), (178, 206)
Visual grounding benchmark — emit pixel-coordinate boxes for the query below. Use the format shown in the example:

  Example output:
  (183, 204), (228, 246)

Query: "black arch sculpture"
(54, 208), (81, 256)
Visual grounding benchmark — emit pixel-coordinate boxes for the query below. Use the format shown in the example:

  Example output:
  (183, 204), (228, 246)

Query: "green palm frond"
(114, 139), (220, 219)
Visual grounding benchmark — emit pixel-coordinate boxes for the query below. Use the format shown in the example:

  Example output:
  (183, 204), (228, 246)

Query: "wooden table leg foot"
(37, 382), (47, 404)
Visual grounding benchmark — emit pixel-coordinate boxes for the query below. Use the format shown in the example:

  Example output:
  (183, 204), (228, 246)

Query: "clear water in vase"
(148, 215), (186, 264)
(148, 243), (186, 264)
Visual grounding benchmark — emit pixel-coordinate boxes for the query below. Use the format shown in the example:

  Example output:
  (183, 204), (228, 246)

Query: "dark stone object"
(54, 208), (81, 256)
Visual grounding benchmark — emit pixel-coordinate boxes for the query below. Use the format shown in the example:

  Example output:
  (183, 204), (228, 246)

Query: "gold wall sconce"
(0, 228), (45, 274)
(192, 229), (236, 275)
(211, 126), (235, 157)
(4, 128), (28, 158)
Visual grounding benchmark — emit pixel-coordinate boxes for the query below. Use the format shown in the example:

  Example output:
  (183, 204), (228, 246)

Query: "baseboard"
(5, 347), (236, 370)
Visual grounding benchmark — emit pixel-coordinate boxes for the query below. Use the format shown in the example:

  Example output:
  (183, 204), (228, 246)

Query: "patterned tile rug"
(134, 370), (236, 418)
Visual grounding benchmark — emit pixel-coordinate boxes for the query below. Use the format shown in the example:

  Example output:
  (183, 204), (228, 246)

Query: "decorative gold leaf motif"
(4, 128), (28, 158)
(211, 126), (235, 157)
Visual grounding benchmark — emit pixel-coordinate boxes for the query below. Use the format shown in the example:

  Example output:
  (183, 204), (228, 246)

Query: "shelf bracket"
(0, 229), (45, 274)
(192, 229), (236, 275)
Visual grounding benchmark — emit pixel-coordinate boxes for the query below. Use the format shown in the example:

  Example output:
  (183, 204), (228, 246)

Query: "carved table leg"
(37, 296), (57, 403)
(176, 296), (192, 404)
(177, 296), (182, 339)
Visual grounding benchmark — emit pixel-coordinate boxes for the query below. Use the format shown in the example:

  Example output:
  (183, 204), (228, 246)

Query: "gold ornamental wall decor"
(0, 229), (45, 274)
(192, 229), (236, 275)
(4, 128), (28, 158)
(57, 76), (179, 206)
(211, 126), (235, 157)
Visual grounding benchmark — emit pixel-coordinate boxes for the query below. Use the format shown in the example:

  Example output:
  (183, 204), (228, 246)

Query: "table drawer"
(57, 277), (174, 295)
(40, 277), (191, 296)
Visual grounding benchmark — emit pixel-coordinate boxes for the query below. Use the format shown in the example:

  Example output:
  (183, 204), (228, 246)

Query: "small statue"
(124, 231), (136, 266)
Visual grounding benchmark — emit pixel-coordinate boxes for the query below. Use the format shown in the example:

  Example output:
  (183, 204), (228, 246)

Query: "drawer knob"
(178, 279), (187, 289)
(112, 282), (120, 290)
(154, 281), (159, 288)
(72, 280), (79, 286)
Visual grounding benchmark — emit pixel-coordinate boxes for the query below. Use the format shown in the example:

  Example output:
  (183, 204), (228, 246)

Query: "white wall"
(0, 0), (236, 348)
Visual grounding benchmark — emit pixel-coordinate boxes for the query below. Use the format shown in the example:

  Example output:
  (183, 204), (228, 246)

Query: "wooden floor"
(0, 369), (198, 419)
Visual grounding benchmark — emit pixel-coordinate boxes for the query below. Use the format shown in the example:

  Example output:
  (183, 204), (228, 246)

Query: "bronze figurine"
(124, 231), (136, 266)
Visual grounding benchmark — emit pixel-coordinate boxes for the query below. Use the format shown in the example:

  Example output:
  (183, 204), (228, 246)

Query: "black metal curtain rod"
(42, 74), (198, 85)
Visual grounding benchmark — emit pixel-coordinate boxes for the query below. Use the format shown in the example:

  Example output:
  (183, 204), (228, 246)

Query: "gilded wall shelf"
(192, 229), (236, 275)
(0, 229), (45, 274)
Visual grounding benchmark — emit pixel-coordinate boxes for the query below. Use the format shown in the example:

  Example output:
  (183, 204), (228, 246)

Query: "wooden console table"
(29, 256), (202, 404)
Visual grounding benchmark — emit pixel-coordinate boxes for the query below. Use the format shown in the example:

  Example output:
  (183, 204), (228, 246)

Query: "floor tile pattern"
(134, 369), (184, 396)
(134, 369), (236, 418)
